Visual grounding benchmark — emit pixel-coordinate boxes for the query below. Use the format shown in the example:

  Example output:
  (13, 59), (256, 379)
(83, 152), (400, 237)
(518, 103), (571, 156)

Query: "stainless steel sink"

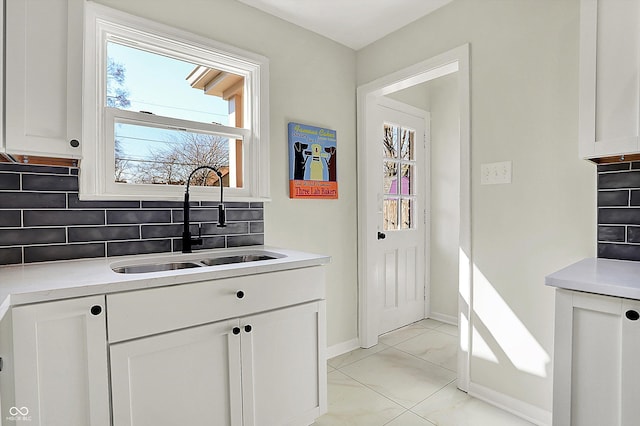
(197, 254), (277, 266)
(112, 262), (202, 274)
(111, 251), (282, 274)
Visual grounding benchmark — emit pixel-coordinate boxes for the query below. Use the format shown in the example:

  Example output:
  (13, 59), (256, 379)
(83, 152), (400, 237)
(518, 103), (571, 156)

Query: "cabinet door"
(553, 289), (640, 426)
(241, 301), (326, 426)
(110, 319), (243, 426)
(579, 0), (640, 158)
(12, 295), (110, 426)
(4, 0), (83, 158)
(620, 299), (640, 425)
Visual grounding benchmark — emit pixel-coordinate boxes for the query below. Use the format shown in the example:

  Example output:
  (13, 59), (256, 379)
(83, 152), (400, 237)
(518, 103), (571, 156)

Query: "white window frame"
(81, 2), (270, 201)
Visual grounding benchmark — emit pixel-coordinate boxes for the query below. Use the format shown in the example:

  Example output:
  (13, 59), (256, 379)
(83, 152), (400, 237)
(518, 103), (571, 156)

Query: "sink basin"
(111, 251), (283, 274)
(198, 254), (278, 266)
(112, 262), (202, 274)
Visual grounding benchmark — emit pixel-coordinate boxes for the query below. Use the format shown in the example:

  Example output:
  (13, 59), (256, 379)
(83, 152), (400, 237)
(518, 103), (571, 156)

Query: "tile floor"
(314, 319), (534, 426)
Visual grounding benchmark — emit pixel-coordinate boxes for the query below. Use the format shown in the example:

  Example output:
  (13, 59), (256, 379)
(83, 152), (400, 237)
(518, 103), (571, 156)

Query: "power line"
(127, 99), (229, 119)
(117, 156), (229, 167)
(116, 135), (177, 146)
(115, 134), (231, 146)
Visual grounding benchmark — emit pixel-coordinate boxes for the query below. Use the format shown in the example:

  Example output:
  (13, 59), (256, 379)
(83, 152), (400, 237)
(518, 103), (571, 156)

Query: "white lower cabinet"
(8, 295), (110, 426)
(241, 302), (326, 426)
(0, 266), (327, 426)
(110, 301), (326, 426)
(110, 318), (243, 426)
(553, 289), (640, 425)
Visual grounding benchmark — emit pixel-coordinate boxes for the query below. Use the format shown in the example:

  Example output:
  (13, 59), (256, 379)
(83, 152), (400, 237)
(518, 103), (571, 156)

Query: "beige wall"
(427, 74), (460, 321)
(96, 0), (600, 416)
(359, 0), (595, 414)
(357, 0), (595, 411)
(96, 0), (359, 347)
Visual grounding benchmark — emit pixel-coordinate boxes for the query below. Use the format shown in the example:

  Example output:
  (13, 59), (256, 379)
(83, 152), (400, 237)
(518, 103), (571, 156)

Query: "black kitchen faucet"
(182, 165), (226, 253)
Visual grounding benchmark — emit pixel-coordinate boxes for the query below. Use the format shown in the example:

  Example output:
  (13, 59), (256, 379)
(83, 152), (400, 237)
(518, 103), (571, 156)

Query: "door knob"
(377, 232), (386, 240)
(626, 310), (640, 321)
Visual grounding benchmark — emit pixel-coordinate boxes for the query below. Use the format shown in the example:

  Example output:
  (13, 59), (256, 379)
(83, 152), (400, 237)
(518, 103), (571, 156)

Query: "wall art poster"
(288, 122), (338, 199)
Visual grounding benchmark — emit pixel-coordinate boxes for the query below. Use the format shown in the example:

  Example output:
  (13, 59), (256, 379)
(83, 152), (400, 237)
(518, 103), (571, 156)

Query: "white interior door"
(369, 97), (429, 335)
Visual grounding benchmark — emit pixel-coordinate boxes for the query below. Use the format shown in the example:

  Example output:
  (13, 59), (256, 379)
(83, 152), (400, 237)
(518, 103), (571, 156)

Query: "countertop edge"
(0, 246), (330, 319)
(545, 257), (640, 300)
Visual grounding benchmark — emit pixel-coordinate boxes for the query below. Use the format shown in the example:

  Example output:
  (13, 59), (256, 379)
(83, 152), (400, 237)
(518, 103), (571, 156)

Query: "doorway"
(356, 44), (471, 390)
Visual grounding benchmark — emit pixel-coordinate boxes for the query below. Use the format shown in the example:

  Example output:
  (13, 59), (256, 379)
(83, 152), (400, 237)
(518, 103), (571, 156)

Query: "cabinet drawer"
(107, 267), (325, 342)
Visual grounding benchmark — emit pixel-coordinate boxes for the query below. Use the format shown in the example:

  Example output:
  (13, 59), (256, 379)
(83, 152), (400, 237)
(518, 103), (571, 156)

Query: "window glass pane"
(107, 42), (243, 127)
(383, 124), (397, 158)
(400, 164), (413, 195)
(384, 198), (398, 231)
(401, 199), (413, 229)
(115, 123), (233, 187)
(400, 128), (414, 160)
(383, 161), (398, 195)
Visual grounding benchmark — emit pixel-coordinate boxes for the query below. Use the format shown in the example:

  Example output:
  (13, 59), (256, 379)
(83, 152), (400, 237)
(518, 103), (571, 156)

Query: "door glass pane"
(383, 161), (398, 194)
(401, 199), (412, 229)
(384, 198), (398, 231)
(400, 128), (414, 160)
(400, 164), (413, 195)
(381, 121), (418, 232)
(383, 124), (397, 158)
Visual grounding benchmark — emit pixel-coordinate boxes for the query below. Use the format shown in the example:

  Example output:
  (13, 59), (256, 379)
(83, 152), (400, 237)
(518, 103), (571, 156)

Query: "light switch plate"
(481, 161), (512, 185)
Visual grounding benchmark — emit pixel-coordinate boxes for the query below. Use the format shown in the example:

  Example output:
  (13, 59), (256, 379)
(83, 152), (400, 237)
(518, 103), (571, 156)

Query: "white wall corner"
(428, 312), (457, 325)
(468, 382), (552, 426)
(326, 338), (360, 360)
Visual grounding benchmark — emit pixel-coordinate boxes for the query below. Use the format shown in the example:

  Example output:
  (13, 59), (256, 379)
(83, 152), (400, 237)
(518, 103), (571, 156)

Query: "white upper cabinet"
(579, 0), (640, 159)
(3, 0), (83, 158)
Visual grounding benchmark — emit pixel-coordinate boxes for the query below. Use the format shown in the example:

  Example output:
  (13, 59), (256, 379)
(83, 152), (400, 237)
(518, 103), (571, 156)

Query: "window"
(81, 3), (269, 201)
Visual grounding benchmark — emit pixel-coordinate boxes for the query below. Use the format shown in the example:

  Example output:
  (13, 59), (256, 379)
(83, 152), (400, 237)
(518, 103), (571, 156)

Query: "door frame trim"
(356, 44), (471, 390)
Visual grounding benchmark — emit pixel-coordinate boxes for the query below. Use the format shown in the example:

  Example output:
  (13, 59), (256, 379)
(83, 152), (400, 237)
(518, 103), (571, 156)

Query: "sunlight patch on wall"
(459, 248), (471, 353)
(472, 327), (499, 364)
(473, 265), (550, 378)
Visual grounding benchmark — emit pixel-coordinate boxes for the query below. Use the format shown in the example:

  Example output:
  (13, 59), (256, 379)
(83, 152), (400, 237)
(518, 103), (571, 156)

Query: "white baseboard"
(326, 338), (360, 360)
(428, 312), (457, 325)
(468, 382), (551, 426)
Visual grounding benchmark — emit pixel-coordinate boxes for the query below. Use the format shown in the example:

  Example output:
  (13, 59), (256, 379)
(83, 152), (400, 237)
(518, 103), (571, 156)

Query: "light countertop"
(545, 257), (640, 300)
(0, 246), (330, 319)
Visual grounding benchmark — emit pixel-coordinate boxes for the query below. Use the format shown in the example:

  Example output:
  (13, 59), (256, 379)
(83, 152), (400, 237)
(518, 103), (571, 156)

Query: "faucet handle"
(217, 204), (227, 228)
(193, 225), (203, 246)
